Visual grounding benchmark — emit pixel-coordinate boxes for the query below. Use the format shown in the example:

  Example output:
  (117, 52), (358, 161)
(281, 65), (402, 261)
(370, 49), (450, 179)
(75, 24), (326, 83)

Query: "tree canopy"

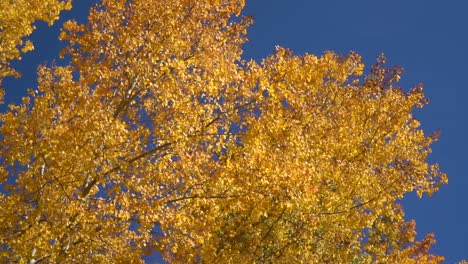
(0, 0), (449, 263)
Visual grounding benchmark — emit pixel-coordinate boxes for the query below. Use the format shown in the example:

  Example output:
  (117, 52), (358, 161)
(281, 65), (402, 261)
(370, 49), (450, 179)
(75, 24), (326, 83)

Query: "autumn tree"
(0, 0), (448, 263)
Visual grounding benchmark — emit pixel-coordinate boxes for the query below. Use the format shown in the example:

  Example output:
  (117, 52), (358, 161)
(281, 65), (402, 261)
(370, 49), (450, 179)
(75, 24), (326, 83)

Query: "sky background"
(3, 0), (467, 262)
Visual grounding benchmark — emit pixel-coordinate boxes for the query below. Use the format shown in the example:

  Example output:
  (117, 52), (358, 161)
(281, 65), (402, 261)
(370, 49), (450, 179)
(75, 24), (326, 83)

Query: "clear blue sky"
(241, 1), (468, 262)
(241, 0), (468, 263)
(3, 0), (467, 262)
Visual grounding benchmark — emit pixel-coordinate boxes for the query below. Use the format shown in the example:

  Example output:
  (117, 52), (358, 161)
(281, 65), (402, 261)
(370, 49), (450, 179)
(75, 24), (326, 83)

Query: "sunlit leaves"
(0, 0), (447, 263)
(0, 0), (71, 89)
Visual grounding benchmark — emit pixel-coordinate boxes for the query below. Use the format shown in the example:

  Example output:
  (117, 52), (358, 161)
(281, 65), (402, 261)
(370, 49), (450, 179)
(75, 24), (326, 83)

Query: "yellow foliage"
(0, 0), (448, 263)
(0, 0), (71, 89)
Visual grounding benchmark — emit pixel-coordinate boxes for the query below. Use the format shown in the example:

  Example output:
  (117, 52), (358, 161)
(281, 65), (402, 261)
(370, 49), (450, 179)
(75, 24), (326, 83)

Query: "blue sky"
(3, 0), (467, 262)
(242, 1), (468, 262)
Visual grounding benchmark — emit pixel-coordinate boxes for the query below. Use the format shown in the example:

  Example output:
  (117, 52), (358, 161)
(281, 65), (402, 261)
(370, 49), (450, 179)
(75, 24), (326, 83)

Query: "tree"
(0, 0), (448, 263)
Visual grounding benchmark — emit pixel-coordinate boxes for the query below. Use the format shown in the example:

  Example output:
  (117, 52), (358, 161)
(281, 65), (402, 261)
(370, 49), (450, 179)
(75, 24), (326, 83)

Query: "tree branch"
(81, 142), (172, 198)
